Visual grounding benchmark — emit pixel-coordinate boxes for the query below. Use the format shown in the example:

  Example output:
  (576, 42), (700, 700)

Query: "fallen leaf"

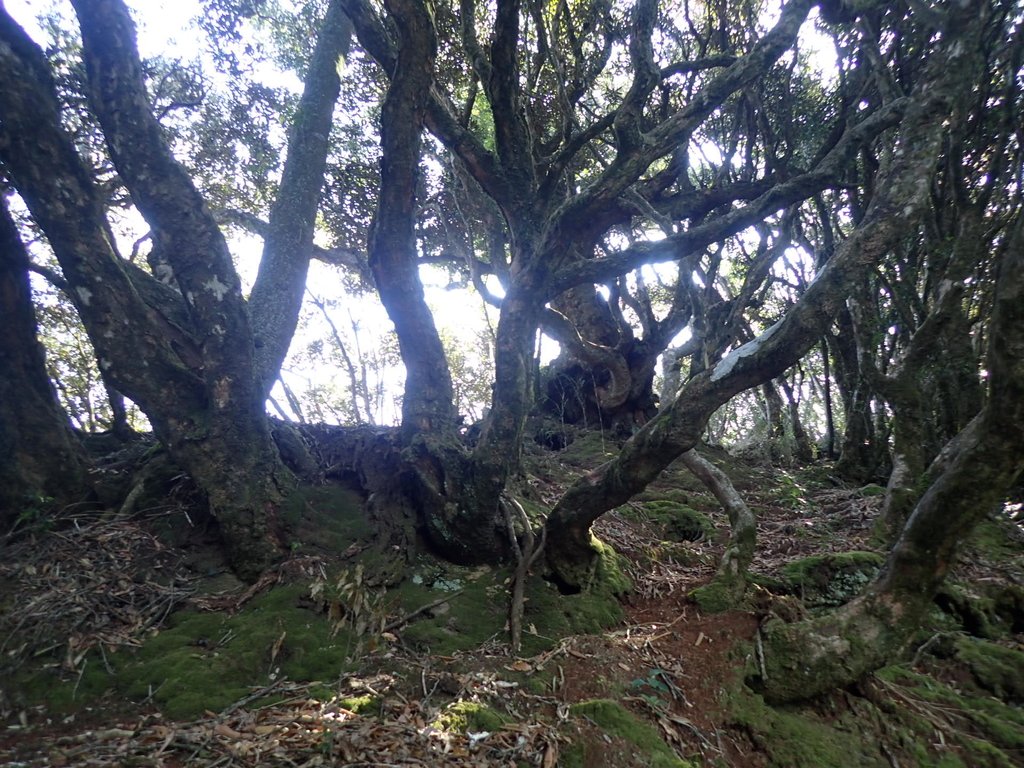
(214, 723), (244, 739)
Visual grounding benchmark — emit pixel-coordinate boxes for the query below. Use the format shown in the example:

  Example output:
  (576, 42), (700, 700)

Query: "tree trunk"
(543, 68), (958, 588)
(0, 5), (292, 578)
(0, 196), (90, 529)
(682, 450), (756, 611)
(758, 220), (1024, 702)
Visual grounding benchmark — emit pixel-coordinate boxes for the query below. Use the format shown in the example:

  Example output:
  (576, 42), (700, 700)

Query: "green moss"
(724, 685), (882, 767)
(569, 699), (692, 768)
(781, 551), (884, 608)
(637, 500), (715, 542)
(113, 583), (361, 719)
(559, 742), (587, 768)
(952, 636), (1024, 701)
(281, 483), (369, 554)
(876, 664), (1024, 763)
(965, 517), (1022, 562)
(391, 557), (624, 657)
(434, 700), (509, 732)
(338, 694), (379, 714)
(590, 535), (633, 595)
(690, 574), (746, 614)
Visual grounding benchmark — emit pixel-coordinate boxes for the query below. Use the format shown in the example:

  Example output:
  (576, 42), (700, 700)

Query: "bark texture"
(0, 196), (90, 528)
(0, 4), (291, 578)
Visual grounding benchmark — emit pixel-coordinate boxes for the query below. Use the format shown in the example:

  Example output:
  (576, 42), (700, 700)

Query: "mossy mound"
(566, 699), (694, 768)
(116, 583), (361, 718)
(394, 554), (625, 657)
(280, 483), (370, 554)
(936, 581), (1024, 639)
(635, 500), (715, 542)
(948, 635), (1024, 702)
(690, 574), (747, 614)
(963, 516), (1024, 569)
(781, 551), (884, 608)
(10, 583), (361, 720)
(875, 663), (1024, 766)
(723, 685), (887, 767)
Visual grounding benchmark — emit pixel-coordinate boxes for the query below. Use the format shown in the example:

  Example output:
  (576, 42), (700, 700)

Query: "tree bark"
(0, 196), (91, 529)
(369, 0), (455, 437)
(681, 450), (756, 610)
(248, 1), (353, 397)
(758, 217), (1024, 703)
(0, 4), (290, 578)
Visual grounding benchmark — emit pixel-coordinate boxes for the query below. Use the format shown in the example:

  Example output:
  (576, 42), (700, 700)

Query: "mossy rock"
(781, 551), (884, 608)
(639, 500), (715, 542)
(569, 699), (693, 768)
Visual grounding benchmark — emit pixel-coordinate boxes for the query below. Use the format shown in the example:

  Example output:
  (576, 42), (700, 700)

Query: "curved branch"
(542, 308), (631, 409)
(544, 68), (955, 586)
(547, 98), (907, 295)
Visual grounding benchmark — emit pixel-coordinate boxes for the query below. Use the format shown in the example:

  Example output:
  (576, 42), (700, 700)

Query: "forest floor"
(1, 430), (1023, 767)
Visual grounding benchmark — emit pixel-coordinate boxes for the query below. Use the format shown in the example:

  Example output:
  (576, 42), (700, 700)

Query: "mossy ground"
(565, 699), (695, 768)
(3, 449), (1021, 767)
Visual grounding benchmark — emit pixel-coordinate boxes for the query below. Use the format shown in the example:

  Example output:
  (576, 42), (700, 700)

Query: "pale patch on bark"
(710, 320), (782, 382)
(203, 276), (231, 301)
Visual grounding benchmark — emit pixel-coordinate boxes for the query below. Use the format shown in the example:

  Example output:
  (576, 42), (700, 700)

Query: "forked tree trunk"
(681, 450), (756, 610)
(0, 5), (296, 579)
